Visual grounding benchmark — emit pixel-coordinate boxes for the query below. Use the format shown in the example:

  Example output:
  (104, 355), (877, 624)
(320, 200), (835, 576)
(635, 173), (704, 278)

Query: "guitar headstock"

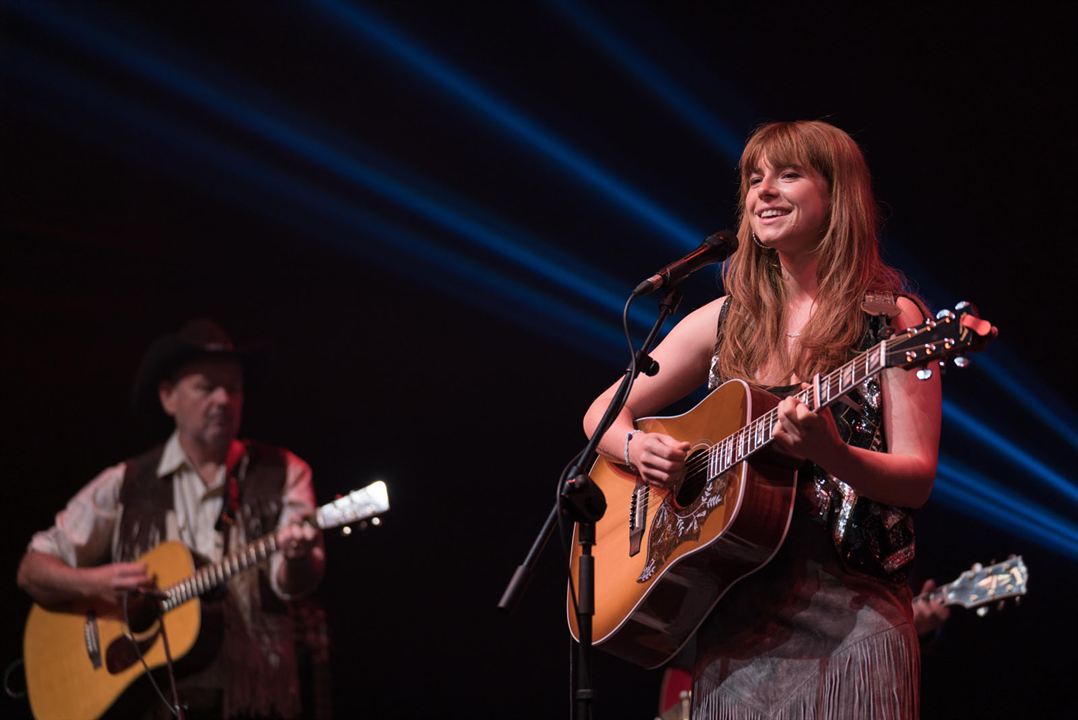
(942, 555), (1028, 611)
(316, 480), (390, 531)
(885, 301), (998, 377)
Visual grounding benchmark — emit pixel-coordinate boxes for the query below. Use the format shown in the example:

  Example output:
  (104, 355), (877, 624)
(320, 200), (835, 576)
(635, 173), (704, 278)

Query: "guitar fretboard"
(161, 533), (279, 611)
(153, 481), (388, 612)
(703, 339), (888, 480)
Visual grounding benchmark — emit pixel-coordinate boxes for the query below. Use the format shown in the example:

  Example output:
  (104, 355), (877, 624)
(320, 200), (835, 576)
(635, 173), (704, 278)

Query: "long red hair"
(715, 120), (909, 384)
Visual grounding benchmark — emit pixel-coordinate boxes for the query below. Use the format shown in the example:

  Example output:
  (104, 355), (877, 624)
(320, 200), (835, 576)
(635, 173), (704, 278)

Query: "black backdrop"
(3, 2), (1076, 718)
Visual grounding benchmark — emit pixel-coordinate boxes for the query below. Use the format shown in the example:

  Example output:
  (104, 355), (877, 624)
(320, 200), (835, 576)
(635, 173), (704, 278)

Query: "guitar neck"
(161, 531), (281, 611)
(155, 480), (388, 612)
(709, 340), (889, 477)
(912, 557), (1028, 610)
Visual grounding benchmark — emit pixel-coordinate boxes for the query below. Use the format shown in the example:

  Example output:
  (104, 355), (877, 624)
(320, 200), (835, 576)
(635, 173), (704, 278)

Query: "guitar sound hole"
(124, 595), (160, 634)
(673, 450), (707, 508)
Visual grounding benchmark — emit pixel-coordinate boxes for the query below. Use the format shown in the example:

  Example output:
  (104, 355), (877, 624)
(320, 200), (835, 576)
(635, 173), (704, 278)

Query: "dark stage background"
(3, 2), (1076, 718)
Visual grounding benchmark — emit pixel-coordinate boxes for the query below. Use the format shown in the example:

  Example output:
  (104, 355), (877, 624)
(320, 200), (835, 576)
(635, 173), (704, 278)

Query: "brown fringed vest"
(117, 440), (287, 568)
(116, 441), (301, 719)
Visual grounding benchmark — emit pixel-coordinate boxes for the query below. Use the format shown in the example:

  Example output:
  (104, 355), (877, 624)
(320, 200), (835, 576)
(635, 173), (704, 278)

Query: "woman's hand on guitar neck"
(771, 390), (846, 467)
(628, 432), (692, 488)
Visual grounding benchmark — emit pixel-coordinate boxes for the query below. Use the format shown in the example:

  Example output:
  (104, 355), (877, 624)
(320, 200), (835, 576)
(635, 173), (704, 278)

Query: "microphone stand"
(499, 286), (683, 720)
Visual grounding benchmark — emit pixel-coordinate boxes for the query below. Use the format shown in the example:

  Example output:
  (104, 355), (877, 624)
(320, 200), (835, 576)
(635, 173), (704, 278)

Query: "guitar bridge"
(628, 479), (649, 557)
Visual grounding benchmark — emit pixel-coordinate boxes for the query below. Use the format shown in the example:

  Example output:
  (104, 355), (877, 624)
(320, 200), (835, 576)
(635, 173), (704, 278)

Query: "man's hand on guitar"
(277, 522), (320, 560)
(84, 562), (154, 607)
(912, 579), (951, 637)
(628, 432), (692, 487)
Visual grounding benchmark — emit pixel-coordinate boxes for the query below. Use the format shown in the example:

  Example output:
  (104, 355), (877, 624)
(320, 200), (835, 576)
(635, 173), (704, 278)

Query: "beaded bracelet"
(624, 430), (640, 471)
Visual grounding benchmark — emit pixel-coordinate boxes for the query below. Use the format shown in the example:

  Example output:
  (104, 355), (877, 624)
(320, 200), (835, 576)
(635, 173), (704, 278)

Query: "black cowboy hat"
(130, 319), (248, 422)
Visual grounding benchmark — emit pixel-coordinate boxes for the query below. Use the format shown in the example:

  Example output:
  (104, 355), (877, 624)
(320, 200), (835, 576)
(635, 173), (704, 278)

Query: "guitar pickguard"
(105, 625), (159, 674)
(637, 469), (734, 582)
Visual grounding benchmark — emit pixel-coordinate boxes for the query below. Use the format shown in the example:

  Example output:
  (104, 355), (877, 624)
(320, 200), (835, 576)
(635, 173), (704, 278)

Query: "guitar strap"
(214, 462), (243, 556)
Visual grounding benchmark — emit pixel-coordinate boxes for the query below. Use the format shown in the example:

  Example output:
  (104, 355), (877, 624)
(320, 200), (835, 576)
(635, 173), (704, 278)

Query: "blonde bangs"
(718, 120), (911, 386)
(738, 123), (835, 197)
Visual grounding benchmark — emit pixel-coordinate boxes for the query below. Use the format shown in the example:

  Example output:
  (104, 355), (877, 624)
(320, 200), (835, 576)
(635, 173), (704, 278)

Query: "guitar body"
(567, 380), (797, 668)
(24, 541), (202, 720)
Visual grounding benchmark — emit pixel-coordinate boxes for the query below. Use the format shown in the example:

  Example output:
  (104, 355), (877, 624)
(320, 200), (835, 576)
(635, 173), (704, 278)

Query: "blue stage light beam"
(12, 1), (667, 334)
(977, 353), (1078, 452)
(312, 0), (704, 249)
(934, 462), (1078, 561)
(550, 0), (1078, 465)
(938, 457), (1078, 545)
(3, 48), (628, 362)
(16, 4), (1069, 538)
(15, 46), (1076, 568)
(547, 0), (744, 160)
(888, 240), (1078, 453)
(549, 0), (1078, 466)
(36, 4), (1068, 487)
(943, 400), (1078, 507)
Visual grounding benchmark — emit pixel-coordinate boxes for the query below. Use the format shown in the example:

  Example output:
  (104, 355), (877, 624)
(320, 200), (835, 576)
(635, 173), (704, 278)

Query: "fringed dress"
(691, 297), (920, 719)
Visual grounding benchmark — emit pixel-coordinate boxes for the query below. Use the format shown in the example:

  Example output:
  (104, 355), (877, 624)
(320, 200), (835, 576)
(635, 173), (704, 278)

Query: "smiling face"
(746, 156), (831, 255)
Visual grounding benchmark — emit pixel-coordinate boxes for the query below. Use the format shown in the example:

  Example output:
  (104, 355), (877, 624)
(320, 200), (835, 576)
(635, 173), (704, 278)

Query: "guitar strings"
(642, 334), (912, 493)
(677, 372), (868, 480)
(678, 405), (784, 478)
(675, 392), (821, 482)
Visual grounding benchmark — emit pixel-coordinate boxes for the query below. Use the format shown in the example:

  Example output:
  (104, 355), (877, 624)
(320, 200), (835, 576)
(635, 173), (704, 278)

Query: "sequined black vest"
(707, 293), (920, 584)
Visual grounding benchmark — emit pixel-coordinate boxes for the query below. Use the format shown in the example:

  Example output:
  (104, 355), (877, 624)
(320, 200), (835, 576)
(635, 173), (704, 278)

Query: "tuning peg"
(340, 526), (353, 537)
(976, 606), (989, 617)
(953, 356), (970, 369)
(955, 300), (981, 317)
(916, 368), (933, 381)
(936, 308), (956, 321)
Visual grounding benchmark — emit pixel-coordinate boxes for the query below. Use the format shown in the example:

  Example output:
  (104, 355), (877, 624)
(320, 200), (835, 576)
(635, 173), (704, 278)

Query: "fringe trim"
(692, 624), (920, 720)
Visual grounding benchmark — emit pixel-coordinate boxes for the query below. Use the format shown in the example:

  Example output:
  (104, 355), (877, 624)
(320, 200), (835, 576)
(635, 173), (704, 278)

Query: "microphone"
(633, 231), (738, 296)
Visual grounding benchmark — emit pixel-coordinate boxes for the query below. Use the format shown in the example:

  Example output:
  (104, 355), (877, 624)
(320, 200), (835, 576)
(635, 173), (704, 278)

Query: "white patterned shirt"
(28, 431), (318, 599)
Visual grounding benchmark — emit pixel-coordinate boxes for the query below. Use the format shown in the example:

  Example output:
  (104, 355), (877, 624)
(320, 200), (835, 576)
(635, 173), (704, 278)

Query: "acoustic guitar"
(568, 302), (996, 668)
(23, 480), (390, 720)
